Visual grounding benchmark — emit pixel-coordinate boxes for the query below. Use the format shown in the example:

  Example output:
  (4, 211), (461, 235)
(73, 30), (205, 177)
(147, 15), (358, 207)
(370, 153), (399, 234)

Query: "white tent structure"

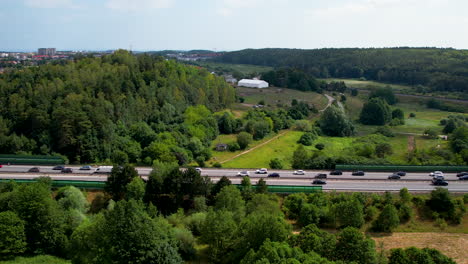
(237, 79), (269, 88)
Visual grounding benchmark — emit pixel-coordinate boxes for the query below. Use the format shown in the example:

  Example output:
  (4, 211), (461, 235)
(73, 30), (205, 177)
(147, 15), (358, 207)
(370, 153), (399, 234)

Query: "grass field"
(0, 255), (70, 264)
(236, 86), (329, 110)
(322, 78), (412, 92)
(194, 61), (273, 75)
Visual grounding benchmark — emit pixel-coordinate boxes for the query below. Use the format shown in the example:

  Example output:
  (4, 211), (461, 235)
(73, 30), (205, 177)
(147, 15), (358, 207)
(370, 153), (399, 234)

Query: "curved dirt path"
(220, 130), (289, 164)
(320, 94), (335, 112)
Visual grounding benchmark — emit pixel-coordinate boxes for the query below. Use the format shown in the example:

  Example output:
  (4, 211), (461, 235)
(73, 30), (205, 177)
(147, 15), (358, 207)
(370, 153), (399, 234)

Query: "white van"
(94, 166), (113, 174)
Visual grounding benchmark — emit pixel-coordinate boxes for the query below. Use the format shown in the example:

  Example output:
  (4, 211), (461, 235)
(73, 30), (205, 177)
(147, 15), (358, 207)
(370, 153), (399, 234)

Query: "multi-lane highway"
(1, 165), (467, 192)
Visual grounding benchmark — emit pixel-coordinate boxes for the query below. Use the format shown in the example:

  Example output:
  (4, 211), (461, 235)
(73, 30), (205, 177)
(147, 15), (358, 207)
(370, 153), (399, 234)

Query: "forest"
(0, 50), (235, 164)
(215, 48), (468, 93)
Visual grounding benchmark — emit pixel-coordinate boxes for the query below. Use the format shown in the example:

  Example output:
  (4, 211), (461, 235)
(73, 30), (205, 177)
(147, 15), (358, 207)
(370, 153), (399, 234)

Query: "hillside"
(215, 48), (468, 94)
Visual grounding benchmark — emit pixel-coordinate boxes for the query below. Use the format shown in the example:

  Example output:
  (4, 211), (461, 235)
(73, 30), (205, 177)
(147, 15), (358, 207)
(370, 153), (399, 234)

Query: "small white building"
(237, 79), (269, 88)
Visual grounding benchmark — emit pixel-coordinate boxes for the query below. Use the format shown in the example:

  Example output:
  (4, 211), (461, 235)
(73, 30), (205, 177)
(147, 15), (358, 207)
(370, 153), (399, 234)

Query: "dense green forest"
(0, 173), (463, 263)
(215, 48), (468, 93)
(0, 50), (235, 164)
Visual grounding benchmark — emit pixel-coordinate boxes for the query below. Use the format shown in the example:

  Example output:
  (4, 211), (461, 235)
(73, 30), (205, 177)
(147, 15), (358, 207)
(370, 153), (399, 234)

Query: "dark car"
(61, 168), (73, 173)
(53, 165), (65, 170)
(456, 172), (468, 177)
(388, 174), (401, 180)
(395, 171), (406, 176)
(352, 171), (365, 176)
(459, 175), (468, 180)
(312, 179), (327, 185)
(330, 170), (343, 175)
(268, 173), (280, 177)
(79, 165), (92, 170)
(432, 179), (448, 186)
(314, 173), (327, 179)
(28, 167), (40, 173)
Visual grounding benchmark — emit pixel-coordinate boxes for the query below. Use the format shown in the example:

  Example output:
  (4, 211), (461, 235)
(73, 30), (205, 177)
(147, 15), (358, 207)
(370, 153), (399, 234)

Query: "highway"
(1, 165), (467, 192)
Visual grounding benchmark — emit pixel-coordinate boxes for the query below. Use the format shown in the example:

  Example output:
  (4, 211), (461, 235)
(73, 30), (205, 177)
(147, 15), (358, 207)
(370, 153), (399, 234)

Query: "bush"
(237, 132), (253, 149)
(409, 113), (416, 118)
(373, 204), (400, 232)
(398, 203), (413, 223)
(227, 142), (240, 152)
(297, 132), (317, 146)
(315, 143), (325, 150)
(269, 158), (283, 169)
(435, 218), (447, 230)
(374, 126), (395, 137)
(212, 162), (222, 168)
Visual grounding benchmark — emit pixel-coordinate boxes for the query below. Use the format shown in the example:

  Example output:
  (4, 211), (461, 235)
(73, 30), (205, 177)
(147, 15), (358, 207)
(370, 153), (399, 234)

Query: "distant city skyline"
(1, 0), (468, 51)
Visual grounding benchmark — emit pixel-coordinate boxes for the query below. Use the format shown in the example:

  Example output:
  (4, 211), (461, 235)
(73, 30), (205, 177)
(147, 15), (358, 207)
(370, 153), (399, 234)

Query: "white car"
(255, 168), (268, 174)
(429, 171), (444, 177)
(195, 168), (202, 173)
(293, 170), (305, 175)
(237, 171), (249, 177)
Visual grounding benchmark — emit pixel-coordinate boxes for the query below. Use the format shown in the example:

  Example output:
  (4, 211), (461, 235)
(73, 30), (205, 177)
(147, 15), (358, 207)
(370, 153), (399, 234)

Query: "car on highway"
(314, 173), (327, 179)
(432, 179), (448, 186)
(255, 168), (268, 174)
(79, 165), (92, 170)
(293, 170), (305, 175)
(312, 179), (326, 185)
(237, 171), (249, 177)
(28, 167), (40, 172)
(456, 172), (468, 177)
(433, 175), (445, 181)
(352, 171), (365, 176)
(330, 170), (343, 175)
(429, 171), (444, 177)
(459, 175), (468, 180)
(395, 171), (406, 176)
(388, 174), (401, 180)
(61, 168), (73, 173)
(53, 165), (65, 170)
(268, 172), (280, 177)
(195, 168), (202, 174)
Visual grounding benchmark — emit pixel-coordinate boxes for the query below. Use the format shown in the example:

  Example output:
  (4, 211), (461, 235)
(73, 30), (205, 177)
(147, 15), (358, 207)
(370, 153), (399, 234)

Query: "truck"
(94, 166), (113, 174)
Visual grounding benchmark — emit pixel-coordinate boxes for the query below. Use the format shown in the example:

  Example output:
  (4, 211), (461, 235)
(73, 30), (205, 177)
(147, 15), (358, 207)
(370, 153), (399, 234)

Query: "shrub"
(269, 158), (283, 169)
(315, 143), (325, 150)
(298, 132), (317, 146)
(435, 218), (447, 230)
(212, 162), (222, 168)
(409, 113), (416, 118)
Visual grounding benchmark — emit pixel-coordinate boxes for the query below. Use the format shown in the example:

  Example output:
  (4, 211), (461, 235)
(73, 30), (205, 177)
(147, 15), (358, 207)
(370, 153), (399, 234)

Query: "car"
(255, 168), (268, 174)
(352, 171), (365, 176)
(53, 165), (65, 170)
(28, 167), (40, 172)
(79, 165), (92, 170)
(433, 175), (445, 180)
(268, 172), (280, 177)
(429, 171), (444, 177)
(456, 172), (468, 177)
(61, 168), (73, 173)
(432, 179), (448, 186)
(459, 175), (468, 180)
(312, 179), (327, 185)
(388, 174), (401, 180)
(330, 170), (343, 175)
(395, 171), (406, 176)
(195, 168), (202, 173)
(314, 173), (327, 179)
(237, 171), (249, 177)
(293, 170), (305, 175)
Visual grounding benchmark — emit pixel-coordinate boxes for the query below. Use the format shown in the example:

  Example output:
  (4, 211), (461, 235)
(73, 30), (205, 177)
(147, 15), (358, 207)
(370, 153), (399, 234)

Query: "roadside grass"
(221, 131), (303, 169)
(0, 255), (71, 264)
(194, 61), (273, 75)
(236, 86), (328, 110)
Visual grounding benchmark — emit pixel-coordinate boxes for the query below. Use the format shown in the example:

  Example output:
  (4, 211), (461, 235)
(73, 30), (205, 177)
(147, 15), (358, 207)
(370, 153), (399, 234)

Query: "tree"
(375, 143), (393, 158)
(424, 128), (439, 139)
(218, 112), (235, 134)
(297, 132), (317, 146)
(214, 185), (245, 215)
(237, 132), (253, 150)
(256, 178), (268, 194)
(335, 227), (376, 264)
(450, 126), (468, 153)
(315, 143), (325, 150)
(296, 224), (336, 259)
(399, 188), (412, 203)
(351, 89), (359, 96)
(334, 199), (364, 228)
(269, 158), (283, 169)
(298, 203), (320, 226)
(360, 98), (392, 125)
(240, 176), (253, 200)
(369, 86), (397, 105)
(126, 177), (146, 200)
(426, 188), (455, 219)
(0, 211), (27, 259)
(319, 105), (355, 137)
(56, 186), (89, 213)
(373, 204), (400, 232)
(292, 145), (309, 169)
(105, 164), (139, 201)
(388, 247), (456, 264)
(392, 108), (405, 121)
(212, 176), (232, 197)
(201, 210), (238, 263)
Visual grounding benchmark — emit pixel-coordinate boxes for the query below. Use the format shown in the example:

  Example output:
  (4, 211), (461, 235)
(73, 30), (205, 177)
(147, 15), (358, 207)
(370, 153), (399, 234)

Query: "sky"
(1, 0), (468, 51)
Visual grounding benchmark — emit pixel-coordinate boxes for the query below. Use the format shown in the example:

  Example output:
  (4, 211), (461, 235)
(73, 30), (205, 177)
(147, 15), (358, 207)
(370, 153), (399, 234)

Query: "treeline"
(1, 170), (463, 263)
(216, 48), (468, 93)
(262, 68), (319, 92)
(0, 50), (235, 164)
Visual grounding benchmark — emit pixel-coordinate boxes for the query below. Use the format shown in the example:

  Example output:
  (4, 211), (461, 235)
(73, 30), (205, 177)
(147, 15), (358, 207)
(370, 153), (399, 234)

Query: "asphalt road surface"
(1, 165), (467, 192)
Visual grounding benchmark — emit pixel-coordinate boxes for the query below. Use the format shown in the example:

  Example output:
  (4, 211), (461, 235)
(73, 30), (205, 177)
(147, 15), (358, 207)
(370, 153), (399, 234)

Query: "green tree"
(296, 224), (336, 259)
(201, 210), (238, 263)
(375, 143), (393, 158)
(212, 176), (232, 197)
(105, 164), (139, 201)
(426, 188), (455, 219)
(269, 158), (283, 169)
(373, 204), (400, 232)
(424, 128), (439, 139)
(240, 176), (253, 201)
(360, 98), (392, 125)
(292, 145), (309, 169)
(369, 86), (397, 105)
(319, 105), (355, 137)
(256, 178), (268, 194)
(297, 132), (317, 146)
(126, 177), (146, 201)
(0, 211), (27, 259)
(334, 199), (364, 228)
(335, 227), (376, 264)
(215, 185), (245, 215)
(237, 132), (253, 150)
(450, 126), (468, 153)
(392, 108), (405, 121)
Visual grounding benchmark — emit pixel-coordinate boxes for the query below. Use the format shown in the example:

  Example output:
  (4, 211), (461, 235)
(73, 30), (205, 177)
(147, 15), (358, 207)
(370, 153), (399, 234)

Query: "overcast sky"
(2, 0), (468, 51)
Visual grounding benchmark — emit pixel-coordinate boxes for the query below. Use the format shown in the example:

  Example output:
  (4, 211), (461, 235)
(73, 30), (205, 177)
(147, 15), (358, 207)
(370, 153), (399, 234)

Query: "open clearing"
(372, 233), (468, 264)
(194, 61), (273, 75)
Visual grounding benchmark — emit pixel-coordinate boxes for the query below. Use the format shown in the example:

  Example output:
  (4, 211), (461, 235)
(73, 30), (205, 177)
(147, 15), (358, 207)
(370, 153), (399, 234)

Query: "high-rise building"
(37, 48), (56, 56)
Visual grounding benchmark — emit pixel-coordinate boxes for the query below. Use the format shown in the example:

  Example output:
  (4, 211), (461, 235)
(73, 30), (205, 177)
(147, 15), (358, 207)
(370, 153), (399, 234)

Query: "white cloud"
(106, 0), (174, 11)
(24, 0), (76, 8)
